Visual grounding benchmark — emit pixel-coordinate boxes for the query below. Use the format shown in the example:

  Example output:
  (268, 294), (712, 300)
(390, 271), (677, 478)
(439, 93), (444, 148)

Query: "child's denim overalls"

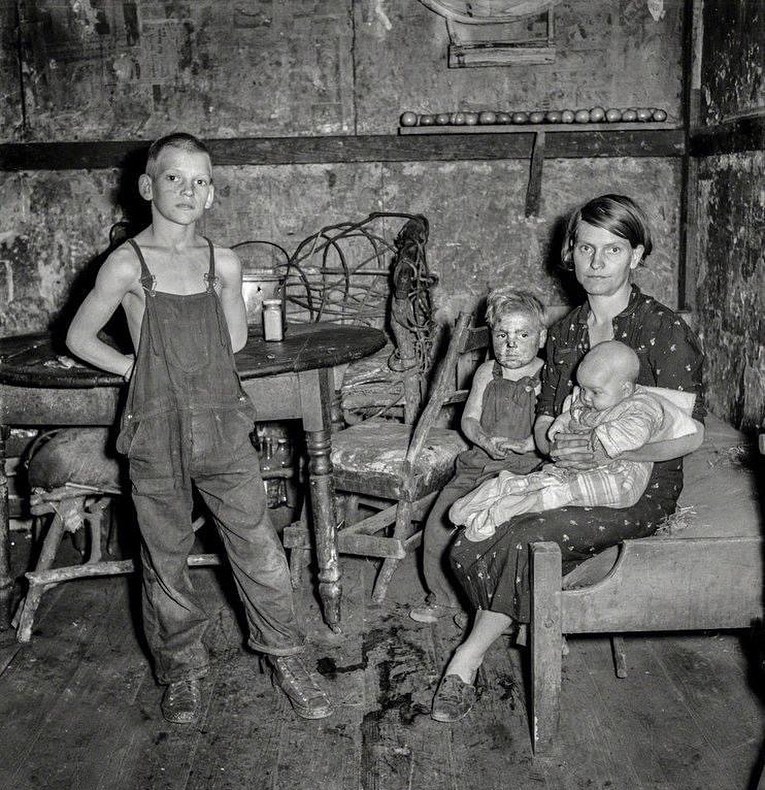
(116, 238), (303, 684)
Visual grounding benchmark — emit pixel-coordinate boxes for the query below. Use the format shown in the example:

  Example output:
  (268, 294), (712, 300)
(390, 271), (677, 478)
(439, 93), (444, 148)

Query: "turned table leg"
(0, 425), (12, 630)
(305, 428), (341, 631)
(298, 367), (342, 631)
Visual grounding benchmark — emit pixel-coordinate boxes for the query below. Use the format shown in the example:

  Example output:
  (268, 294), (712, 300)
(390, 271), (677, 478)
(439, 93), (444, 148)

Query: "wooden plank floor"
(1, 526), (764, 790)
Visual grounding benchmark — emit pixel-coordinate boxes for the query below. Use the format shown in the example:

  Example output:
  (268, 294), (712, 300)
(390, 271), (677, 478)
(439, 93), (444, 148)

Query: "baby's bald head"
(576, 341), (640, 410)
(580, 341), (639, 383)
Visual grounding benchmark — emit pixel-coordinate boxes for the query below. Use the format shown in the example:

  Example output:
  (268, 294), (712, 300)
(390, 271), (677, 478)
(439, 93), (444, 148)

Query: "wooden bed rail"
(530, 535), (765, 753)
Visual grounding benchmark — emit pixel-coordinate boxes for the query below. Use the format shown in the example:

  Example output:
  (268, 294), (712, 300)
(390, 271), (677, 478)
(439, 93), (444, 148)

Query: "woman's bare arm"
(619, 419), (705, 462)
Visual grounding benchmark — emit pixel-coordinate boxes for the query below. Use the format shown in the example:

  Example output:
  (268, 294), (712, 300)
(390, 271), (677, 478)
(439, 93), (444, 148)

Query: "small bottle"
(262, 299), (284, 341)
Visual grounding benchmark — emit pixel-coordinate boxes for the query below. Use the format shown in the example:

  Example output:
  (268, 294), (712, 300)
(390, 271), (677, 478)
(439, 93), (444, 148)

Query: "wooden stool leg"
(611, 636), (628, 678)
(11, 512), (66, 634)
(371, 500), (412, 603)
(32, 515), (45, 546)
(33, 512), (67, 573)
(343, 494), (360, 526)
(105, 501), (120, 558)
(85, 499), (105, 564)
(289, 506), (310, 590)
(530, 541), (563, 754)
(14, 581), (48, 643)
(0, 424), (11, 631)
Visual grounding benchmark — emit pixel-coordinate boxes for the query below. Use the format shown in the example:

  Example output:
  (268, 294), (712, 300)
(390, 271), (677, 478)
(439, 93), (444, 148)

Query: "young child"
(409, 288), (546, 622)
(66, 132), (333, 724)
(450, 340), (697, 541)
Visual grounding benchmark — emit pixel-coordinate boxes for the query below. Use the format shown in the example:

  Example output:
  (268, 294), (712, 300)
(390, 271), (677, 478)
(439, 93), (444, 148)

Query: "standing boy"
(67, 132), (333, 724)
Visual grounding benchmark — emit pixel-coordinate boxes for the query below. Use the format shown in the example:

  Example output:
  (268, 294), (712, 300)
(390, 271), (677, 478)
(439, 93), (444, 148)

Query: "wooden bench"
(530, 414), (763, 753)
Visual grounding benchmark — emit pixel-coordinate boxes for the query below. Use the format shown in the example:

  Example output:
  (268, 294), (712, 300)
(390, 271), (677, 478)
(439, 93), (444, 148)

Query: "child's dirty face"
(145, 147), (214, 224)
(491, 311), (545, 369)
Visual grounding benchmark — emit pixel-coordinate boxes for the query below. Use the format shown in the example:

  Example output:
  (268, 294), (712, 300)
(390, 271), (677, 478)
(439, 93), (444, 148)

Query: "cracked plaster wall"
(1, 0), (684, 337)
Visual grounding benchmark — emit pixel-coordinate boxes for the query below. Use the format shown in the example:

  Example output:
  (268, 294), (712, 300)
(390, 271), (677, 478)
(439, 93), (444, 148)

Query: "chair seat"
(27, 428), (122, 491)
(330, 420), (468, 500)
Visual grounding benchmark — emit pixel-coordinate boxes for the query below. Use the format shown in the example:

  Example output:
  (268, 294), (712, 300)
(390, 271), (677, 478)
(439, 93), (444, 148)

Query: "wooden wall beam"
(0, 130), (686, 172)
(688, 115), (765, 157)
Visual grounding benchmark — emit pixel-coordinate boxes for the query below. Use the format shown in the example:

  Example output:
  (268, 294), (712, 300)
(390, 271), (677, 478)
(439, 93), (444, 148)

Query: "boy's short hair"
(485, 288), (546, 329)
(561, 194), (653, 271)
(145, 132), (211, 177)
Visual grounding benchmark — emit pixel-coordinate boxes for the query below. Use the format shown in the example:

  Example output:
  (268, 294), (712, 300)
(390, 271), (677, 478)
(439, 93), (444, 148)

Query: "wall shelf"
(0, 128), (686, 172)
(398, 122), (676, 134)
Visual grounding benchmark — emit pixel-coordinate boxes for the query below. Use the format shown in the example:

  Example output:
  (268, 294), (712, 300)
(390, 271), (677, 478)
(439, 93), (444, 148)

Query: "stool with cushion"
(13, 428), (214, 642)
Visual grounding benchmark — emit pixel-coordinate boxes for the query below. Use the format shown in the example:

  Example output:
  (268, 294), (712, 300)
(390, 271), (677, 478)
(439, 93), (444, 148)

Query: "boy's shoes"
(431, 674), (477, 723)
(161, 678), (202, 724)
(270, 654), (334, 719)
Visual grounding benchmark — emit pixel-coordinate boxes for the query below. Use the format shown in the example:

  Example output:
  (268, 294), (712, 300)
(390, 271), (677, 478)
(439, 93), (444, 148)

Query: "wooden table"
(0, 322), (387, 632)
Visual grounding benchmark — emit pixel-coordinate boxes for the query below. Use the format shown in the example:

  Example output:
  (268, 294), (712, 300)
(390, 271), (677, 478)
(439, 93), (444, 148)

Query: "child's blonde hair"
(485, 288), (546, 329)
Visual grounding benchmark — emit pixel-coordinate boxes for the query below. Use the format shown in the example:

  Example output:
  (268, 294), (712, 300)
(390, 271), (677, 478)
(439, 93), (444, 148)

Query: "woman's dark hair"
(560, 194), (653, 270)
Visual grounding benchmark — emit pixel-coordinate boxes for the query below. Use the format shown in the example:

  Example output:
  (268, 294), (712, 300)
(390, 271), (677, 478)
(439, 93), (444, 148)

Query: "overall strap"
(126, 239), (156, 296)
(200, 237), (228, 348)
(203, 237), (218, 292)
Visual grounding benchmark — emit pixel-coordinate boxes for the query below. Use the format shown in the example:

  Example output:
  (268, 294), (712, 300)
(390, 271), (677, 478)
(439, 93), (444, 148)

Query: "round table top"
(0, 323), (388, 389)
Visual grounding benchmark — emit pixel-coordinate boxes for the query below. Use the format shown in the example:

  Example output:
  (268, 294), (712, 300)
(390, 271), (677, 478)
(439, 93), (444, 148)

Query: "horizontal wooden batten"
(0, 129), (686, 171)
(398, 121), (676, 134)
(688, 115), (765, 157)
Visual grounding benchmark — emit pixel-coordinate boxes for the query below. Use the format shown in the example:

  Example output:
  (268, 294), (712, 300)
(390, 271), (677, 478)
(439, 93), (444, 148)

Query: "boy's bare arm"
(216, 247), (248, 352)
(461, 361), (510, 459)
(66, 249), (139, 378)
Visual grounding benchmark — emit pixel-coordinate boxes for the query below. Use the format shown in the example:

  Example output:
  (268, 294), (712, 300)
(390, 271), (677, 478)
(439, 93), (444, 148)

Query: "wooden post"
(525, 130), (546, 217)
(0, 425), (11, 630)
(530, 540), (563, 754)
(390, 216), (434, 425)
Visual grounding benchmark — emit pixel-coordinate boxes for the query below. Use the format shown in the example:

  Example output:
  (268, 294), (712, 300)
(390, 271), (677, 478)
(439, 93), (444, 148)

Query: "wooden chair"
(284, 312), (494, 602)
(276, 212), (437, 426)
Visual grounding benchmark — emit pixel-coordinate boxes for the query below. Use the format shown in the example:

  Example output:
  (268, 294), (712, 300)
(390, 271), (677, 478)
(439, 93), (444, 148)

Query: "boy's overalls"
(116, 238), (304, 684)
(421, 363), (543, 607)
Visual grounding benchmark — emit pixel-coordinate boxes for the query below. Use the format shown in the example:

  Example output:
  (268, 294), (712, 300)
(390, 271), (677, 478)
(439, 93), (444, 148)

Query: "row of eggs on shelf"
(400, 107), (668, 126)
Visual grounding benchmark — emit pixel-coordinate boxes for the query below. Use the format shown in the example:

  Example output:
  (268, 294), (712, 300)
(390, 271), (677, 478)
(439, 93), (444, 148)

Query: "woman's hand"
(548, 429), (599, 470)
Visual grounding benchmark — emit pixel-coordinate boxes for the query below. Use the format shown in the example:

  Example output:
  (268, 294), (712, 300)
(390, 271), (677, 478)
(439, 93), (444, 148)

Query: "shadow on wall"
(48, 145), (151, 355)
(544, 215), (584, 308)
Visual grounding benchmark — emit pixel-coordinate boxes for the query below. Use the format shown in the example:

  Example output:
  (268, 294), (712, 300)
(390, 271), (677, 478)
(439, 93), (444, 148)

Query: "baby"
(450, 340), (697, 541)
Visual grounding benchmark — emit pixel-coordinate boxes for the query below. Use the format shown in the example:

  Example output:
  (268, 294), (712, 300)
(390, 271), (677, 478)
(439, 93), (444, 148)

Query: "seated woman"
(431, 194), (705, 723)
(450, 341), (698, 541)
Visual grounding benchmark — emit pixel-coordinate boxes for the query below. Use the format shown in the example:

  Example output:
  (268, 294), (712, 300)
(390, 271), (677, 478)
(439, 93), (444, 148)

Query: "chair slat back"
(401, 312), (484, 491)
(255, 213), (437, 426)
